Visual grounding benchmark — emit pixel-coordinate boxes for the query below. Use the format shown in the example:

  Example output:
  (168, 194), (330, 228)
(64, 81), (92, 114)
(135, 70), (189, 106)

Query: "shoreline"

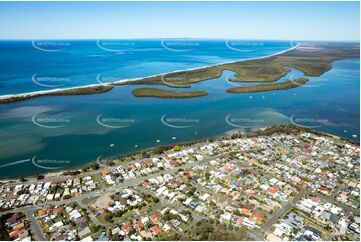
(0, 128), (237, 183)
(0, 123), (358, 183)
(0, 43), (300, 104)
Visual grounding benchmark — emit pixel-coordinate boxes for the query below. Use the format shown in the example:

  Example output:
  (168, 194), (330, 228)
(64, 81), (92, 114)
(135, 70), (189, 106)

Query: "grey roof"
(320, 211), (331, 220)
(78, 227), (92, 237)
(330, 214), (340, 224)
(284, 212), (304, 228)
(304, 226), (322, 236)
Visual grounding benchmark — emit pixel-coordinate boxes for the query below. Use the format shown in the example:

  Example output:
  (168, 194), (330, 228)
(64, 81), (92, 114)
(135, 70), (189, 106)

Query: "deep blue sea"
(0, 40), (292, 95)
(0, 40), (359, 178)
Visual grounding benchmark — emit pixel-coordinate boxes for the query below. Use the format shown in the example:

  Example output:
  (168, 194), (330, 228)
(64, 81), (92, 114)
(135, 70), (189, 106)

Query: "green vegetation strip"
(0, 85), (113, 104)
(132, 87), (208, 98)
(227, 77), (308, 93)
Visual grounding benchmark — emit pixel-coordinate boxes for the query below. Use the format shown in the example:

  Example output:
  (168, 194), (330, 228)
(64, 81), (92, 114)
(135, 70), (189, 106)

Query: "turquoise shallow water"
(0, 40), (359, 178)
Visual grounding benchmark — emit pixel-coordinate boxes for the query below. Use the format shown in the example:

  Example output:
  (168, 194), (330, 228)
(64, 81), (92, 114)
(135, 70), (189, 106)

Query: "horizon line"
(0, 38), (359, 43)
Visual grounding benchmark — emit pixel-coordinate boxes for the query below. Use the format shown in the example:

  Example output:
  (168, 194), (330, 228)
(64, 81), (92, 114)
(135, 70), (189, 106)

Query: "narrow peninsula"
(227, 77), (308, 93)
(0, 85), (113, 104)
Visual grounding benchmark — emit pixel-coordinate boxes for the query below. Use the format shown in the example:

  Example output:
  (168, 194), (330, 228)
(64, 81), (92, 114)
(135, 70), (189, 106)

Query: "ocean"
(0, 40), (359, 178)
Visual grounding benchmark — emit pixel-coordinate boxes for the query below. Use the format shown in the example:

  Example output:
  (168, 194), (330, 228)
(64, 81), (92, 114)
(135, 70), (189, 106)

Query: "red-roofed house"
(101, 170), (109, 177)
(11, 222), (24, 230)
(280, 149), (289, 155)
(53, 206), (64, 215)
(245, 190), (256, 196)
(38, 209), (47, 217)
(267, 187), (279, 194)
(150, 225), (162, 236)
(251, 212), (263, 223)
(141, 160), (151, 168)
(121, 223), (131, 233)
(235, 217), (243, 226)
(149, 214), (159, 224)
(223, 177), (232, 186)
(73, 178), (81, 186)
(240, 208), (251, 216)
(6, 214), (20, 223)
(319, 186), (332, 194)
(9, 229), (26, 238)
(142, 181), (150, 188)
(299, 179), (308, 187)
(135, 221), (144, 230)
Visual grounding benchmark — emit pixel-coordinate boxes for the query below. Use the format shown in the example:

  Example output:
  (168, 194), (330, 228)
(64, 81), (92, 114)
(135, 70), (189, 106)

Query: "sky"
(0, 1), (359, 41)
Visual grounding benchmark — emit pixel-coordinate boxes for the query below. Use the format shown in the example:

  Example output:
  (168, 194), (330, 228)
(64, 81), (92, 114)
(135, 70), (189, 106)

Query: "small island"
(227, 77), (308, 93)
(132, 87), (208, 98)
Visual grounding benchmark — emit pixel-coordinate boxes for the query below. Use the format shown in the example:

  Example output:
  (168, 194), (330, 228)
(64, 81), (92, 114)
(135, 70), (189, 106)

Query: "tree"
(163, 212), (178, 221)
(205, 173), (211, 180)
(90, 163), (100, 170)
(114, 211), (124, 217)
(104, 213), (113, 223)
(111, 234), (120, 241)
(0, 214), (13, 240)
(187, 187), (196, 197)
(37, 174), (44, 180)
(90, 225), (100, 233)
(128, 228), (136, 236)
(142, 152), (151, 158)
